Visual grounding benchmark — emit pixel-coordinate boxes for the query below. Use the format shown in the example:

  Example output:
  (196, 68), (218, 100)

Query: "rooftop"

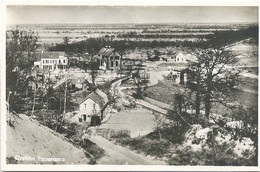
(97, 47), (115, 57)
(81, 88), (108, 109)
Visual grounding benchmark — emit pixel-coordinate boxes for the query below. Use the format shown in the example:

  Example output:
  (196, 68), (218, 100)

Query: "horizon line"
(7, 21), (258, 26)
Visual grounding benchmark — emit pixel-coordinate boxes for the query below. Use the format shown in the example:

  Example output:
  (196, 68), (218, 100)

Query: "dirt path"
(89, 135), (166, 165)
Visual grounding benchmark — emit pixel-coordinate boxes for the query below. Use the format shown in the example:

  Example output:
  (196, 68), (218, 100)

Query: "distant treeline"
(117, 33), (211, 39)
(49, 26), (258, 54)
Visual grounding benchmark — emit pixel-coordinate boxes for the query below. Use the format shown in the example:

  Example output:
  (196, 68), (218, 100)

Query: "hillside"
(6, 114), (89, 164)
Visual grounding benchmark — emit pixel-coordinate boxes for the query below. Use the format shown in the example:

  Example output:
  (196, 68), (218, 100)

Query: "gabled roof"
(97, 47), (115, 57)
(80, 88), (108, 109)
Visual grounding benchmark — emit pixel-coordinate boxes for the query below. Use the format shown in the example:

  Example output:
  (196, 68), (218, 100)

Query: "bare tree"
(6, 29), (39, 111)
(189, 48), (240, 127)
(132, 61), (149, 99)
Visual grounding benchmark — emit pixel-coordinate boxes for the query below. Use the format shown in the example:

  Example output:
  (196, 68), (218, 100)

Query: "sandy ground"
(6, 114), (89, 164)
(89, 135), (166, 165)
(100, 108), (157, 138)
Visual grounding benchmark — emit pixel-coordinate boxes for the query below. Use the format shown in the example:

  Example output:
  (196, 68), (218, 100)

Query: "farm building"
(160, 55), (175, 62)
(148, 55), (160, 61)
(68, 77), (90, 91)
(94, 46), (122, 70)
(78, 89), (109, 126)
(34, 51), (68, 71)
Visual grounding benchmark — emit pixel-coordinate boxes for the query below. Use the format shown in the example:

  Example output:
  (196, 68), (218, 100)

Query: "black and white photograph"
(1, 2), (259, 170)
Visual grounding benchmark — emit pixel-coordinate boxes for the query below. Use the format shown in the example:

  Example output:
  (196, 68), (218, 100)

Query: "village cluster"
(30, 46), (197, 125)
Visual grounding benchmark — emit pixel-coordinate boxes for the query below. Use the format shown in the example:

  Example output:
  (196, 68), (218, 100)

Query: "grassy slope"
(6, 114), (89, 164)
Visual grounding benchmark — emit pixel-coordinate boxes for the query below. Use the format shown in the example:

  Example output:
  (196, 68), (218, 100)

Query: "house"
(94, 46), (121, 70)
(34, 51), (68, 71)
(78, 89), (108, 125)
(175, 52), (197, 63)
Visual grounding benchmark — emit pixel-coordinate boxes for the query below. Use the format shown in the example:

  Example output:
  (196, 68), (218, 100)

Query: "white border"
(1, 1), (260, 171)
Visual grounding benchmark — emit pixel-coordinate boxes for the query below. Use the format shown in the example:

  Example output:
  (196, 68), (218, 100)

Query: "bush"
(110, 130), (131, 139)
(118, 138), (170, 158)
(146, 125), (188, 144)
(66, 122), (80, 138)
(6, 157), (18, 164)
(168, 124), (257, 166)
(80, 139), (105, 164)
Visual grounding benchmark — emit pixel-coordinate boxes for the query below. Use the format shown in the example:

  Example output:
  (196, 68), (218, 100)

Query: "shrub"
(80, 139), (105, 164)
(6, 157), (18, 164)
(110, 130), (131, 139)
(118, 138), (170, 158)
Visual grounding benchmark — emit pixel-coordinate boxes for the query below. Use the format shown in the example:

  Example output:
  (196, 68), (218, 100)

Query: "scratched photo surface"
(5, 5), (258, 166)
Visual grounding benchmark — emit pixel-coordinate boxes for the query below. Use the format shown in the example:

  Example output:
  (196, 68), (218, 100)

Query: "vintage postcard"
(1, 0), (259, 171)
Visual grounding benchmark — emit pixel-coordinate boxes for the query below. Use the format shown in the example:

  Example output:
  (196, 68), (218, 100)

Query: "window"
(116, 61), (119, 66)
(59, 60), (61, 63)
(42, 60), (45, 64)
(84, 103), (87, 109)
(111, 61), (114, 67)
(63, 59), (66, 63)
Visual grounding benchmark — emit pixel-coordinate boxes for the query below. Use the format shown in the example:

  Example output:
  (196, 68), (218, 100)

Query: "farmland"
(7, 23), (256, 46)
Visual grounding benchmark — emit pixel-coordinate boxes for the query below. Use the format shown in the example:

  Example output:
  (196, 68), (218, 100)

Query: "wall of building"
(35, 56), (68, 71)
(79, 99), (101, 122)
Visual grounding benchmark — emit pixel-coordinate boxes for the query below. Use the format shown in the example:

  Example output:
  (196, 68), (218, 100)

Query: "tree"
(63, 36), (70, 45)
(187, 61), (203, 118)
(188, 48), (240, 127)
(87, 56), (99, 87)
(132, 61), (149, 99)
(6, 29), (39, 111)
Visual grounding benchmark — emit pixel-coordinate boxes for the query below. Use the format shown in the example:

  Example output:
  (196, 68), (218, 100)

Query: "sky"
(6, 6), (258, 25)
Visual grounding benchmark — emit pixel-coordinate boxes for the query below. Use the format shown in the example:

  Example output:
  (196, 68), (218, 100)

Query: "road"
(88, 78), (167, 165)
(89, 135), (166, 165)
(110, 76), (168, 115)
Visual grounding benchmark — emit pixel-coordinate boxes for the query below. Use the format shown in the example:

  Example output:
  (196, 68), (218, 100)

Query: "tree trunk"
(195, 90), (201, 118)
(31, 88), (36, 116)
(204, 93), (211, 127)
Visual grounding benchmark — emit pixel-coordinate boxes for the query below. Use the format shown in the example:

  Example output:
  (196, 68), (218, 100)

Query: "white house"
(78, 89), (108, 125)
(175, 52), (197, 63)
(34, 52), (68, 71)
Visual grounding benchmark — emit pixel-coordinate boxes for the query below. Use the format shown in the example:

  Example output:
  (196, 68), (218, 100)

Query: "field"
(145, 78), (257, 115)
(229, 39), (258, 67)
(99, 108), (157, 138)
(145, 80), (184, 105)
(7, 23), (254, 45)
